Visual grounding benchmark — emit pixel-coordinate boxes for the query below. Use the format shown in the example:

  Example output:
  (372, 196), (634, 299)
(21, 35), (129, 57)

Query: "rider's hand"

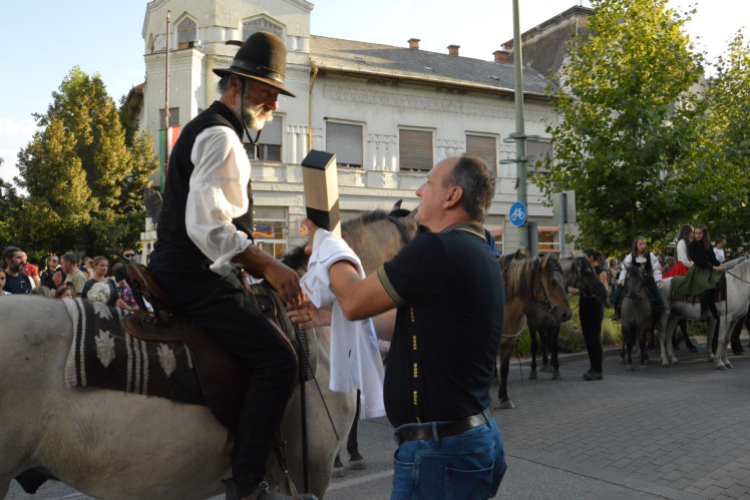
(658, 281), (663, 290)
(264, 260), (304, 305)
(287, 300), (333, 329)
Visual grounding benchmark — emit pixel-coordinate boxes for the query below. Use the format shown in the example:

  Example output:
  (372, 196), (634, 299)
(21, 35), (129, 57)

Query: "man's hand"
(264, 260), (304, 305)
(287, 300), (333, 329)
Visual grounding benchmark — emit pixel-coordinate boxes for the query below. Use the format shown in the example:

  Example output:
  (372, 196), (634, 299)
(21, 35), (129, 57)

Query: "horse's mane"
(342, 209), (390, 233)
(505, 258), (539, 302)
(281, 244), (309, 276)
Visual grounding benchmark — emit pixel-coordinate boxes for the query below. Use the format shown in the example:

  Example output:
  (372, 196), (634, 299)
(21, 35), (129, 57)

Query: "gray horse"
(621, 265), (652, 371)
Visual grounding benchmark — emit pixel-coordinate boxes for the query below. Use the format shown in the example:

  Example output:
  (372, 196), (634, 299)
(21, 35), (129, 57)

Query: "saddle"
(119, 259), (310, 430)
(670, 273), (727, 304)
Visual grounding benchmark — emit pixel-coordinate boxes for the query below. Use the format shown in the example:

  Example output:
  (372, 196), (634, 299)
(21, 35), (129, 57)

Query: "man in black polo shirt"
(3, 246), (33, 295)
(301, 155), (506, 500)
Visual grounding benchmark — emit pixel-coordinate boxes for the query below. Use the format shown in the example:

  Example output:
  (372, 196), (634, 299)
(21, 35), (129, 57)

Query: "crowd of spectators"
(1, 246), (140, 311)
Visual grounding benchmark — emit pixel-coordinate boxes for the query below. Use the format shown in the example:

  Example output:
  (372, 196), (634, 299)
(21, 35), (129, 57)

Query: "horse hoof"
(348, 459), (367, 471)
(726, 363), (734, 369)
(500, 400), (515, 410)
(552, 372), (562, 380)
(529, 372), (538, 380)
(626, 366), (635, 372)
(331, 466), (346, 478)
(662, 362), (670, 368)
(716, 363), (727, 371)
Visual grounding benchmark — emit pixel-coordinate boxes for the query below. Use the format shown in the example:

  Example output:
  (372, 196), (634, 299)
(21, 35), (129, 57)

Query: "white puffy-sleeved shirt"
(185, 126), (253, 277)
(618, 252), (662, 284)
(676, 240), (692, 268)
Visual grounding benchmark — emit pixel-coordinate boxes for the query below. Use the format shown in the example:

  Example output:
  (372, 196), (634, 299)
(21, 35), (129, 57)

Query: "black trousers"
(580, 297), (604, 373)
(150, 252), (297, 498)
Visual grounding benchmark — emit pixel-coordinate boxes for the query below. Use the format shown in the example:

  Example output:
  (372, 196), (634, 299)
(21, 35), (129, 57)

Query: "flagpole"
(163, 9), (171, 192)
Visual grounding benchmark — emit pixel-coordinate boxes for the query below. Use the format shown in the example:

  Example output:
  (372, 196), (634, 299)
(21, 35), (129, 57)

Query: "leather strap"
(395, 408), (493, 446)
(388, 215), (412, 245)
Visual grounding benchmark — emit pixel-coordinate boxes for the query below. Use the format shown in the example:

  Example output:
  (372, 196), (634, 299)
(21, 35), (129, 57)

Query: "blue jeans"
(391, 418), (507, 500)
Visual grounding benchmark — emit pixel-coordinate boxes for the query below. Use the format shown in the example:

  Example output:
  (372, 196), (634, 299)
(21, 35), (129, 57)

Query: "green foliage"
(539, 0), (708, 255)
(9, 67), (154, 257)
(0, 160), (19, 250)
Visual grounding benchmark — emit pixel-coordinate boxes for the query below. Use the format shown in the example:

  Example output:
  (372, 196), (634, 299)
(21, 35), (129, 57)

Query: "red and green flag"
(159, 126), (180, 192)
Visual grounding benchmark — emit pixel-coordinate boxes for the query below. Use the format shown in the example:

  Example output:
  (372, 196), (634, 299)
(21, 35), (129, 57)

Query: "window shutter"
(326, 122), (363, 167)
(399, 130), (433, 171)
(466, 135), (497, 171)
(526, 140), (553, 171)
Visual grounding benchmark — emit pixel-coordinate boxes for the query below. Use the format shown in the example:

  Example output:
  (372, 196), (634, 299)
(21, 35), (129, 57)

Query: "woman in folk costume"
(664, 224), (693, 278)
(611, 236), (666, 317)
(672, 224), (726, 322)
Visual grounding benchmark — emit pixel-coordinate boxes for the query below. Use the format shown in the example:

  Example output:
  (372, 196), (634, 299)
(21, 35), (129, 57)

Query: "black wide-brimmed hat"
(213, 31), (296, 98)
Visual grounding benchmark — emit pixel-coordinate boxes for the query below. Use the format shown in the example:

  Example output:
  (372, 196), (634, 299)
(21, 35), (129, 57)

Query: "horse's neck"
(345, 219), (408, 276)
(505, 298), (529, 335)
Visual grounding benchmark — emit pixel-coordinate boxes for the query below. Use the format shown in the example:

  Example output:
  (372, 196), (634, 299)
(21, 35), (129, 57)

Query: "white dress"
(676, 240), (692, 268)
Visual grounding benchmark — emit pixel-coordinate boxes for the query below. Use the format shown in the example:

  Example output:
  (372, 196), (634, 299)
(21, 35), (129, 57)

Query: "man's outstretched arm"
(328, 260), (397, 321)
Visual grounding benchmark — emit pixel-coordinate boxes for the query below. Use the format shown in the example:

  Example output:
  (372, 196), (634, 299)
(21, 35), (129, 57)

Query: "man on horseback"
(148, 32), (313, 500)
(298, 155), (507, 499)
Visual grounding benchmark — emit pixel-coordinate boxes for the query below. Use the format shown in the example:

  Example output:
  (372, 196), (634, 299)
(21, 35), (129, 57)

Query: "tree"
(0, 159), (20, 250)
(689, 31), (750, 249)
(12, 67), (154, 257)
(538, 0), (708, 255)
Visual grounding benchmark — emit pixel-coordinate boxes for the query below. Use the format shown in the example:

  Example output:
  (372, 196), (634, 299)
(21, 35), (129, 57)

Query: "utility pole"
(512, 0), (527, 250)
(163, 9), (171, 191)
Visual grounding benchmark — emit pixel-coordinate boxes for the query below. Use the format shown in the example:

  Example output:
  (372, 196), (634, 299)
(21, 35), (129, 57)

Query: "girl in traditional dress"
(665, 224), (693, 278)
(672, 224), (726, 321)
(612, 236), (666, 317)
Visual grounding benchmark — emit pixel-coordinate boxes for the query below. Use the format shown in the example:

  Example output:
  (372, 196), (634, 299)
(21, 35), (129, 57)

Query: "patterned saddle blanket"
(63, 298), (203, 404)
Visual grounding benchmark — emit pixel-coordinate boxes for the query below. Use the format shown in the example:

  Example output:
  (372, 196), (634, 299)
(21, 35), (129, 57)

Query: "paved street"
(8, 341), (750, 500)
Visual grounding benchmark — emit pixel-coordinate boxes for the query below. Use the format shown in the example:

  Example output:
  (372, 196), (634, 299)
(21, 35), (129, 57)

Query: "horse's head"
(625, 265), (644, 301)
(572, 256), (609, 306)
(535, 254), (573, 323)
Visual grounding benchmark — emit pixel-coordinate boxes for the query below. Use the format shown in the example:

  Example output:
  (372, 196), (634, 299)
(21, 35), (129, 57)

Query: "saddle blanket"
(63, 298), (200, 402)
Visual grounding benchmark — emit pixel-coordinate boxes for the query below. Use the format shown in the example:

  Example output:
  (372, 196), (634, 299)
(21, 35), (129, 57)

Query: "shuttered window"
(466, 135), (497, 171)
(178, 19), (197, 49)
(399, 129), (433, 172)
(326, 122), (363, 168)
(526, 140), (553, 172)
(245, 117), (282, 162)
(243, 18), (283, 41)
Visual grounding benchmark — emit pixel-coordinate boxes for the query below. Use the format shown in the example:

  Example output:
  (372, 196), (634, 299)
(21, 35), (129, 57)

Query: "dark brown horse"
(497, 255), (572, 409)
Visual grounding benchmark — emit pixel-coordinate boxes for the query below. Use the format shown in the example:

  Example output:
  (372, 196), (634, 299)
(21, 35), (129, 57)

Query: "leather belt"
(395, 408), (493, 446)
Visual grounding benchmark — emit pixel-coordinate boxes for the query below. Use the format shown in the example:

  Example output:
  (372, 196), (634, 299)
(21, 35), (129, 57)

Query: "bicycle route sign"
(509, 201), (527, 227)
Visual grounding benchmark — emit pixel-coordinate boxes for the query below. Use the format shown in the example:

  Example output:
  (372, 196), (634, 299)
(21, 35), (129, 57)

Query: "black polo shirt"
(3, 272), (32, 295)
(377, 222), (504, 428)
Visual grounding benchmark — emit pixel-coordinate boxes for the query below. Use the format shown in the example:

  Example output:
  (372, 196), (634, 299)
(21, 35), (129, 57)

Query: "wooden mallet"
(301, 149), (341, 237)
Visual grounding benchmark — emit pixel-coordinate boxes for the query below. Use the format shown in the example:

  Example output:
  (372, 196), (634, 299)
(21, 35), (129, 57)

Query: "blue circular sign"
(509, 202), (527, 227)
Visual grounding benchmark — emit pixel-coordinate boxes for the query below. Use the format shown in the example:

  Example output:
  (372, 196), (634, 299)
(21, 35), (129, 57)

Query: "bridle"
(387, 208), (413, 245)
(568, 257), (608, 306)
(534, 270), (558, 315)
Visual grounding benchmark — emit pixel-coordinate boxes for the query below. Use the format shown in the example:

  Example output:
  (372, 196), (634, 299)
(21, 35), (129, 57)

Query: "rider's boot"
(227, 480), (317, 500)
(699, 291), (713, 322)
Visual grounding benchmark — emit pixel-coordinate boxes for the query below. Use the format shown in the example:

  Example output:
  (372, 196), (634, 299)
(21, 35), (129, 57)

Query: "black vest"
(154, 101), (254, 262)
(632, 252), (653, 272)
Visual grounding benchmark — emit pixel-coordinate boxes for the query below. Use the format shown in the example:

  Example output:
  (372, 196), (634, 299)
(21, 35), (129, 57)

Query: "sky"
(1, 0), (748, 184)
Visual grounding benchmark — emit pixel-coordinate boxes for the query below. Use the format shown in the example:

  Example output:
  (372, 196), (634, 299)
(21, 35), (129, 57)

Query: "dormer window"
(242, 18), (283, 42)
(178, 18), (197, 49)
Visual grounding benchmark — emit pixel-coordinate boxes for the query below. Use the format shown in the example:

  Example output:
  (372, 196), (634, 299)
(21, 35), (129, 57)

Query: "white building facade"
(137, 0), (568, 260)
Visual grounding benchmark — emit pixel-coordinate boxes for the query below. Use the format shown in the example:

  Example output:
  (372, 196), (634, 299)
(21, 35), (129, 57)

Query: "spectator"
(56, 286), (73, 300)
(21, 252), (40, 288)
(86, 282), (112, 304)
(714, 234), (727, 263)
(0, 269), (9, 296)
(41, 254), (61, 289)
(83, 257), (94, 278)
(3, 246), (32, 295)
(113, 263), (139, 310)
(61, 253), (87, 296)
(123, 248), (137, 261)
(30, 286), (52, 298)
(82, 256), (128, 309)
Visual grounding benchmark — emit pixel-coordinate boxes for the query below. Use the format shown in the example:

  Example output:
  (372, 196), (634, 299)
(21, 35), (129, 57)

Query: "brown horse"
(497, 255), (573, 409)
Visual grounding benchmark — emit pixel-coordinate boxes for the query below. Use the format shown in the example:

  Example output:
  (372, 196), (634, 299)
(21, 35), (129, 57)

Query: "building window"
(399, 129), (433, 172)
(244, 117), (282, 162)
(526, 140), (554, 173)
(326, 122), (363, 168)
(159, 108), (180, 129)
(466, 134), (497, 171)
(539, 230), (560, 253)
(178, 18), (197, 49)
(243, 18), (283, 41)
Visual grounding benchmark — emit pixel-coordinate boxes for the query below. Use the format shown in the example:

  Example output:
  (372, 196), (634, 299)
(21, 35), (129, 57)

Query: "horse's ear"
(541, 253), (551, 270)
(391, 200), (403, 212)
(513, 249), (522, 259)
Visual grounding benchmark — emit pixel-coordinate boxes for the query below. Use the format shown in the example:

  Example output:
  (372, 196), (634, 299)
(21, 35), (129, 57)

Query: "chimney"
(408, 38), (420, 50)
(493, 50), (510, 63)
(447, 44), (460, 56)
